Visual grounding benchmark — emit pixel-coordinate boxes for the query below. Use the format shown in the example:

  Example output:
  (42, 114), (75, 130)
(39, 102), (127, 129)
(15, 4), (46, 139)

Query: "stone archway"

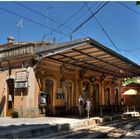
(63, 79), (74, 111)
(81, 80), (91, 102)
(43, 75), (57, 115)
(6, 78), (15, 116)
(104, 87), (111, 106)
(115, 88), (119, 105)
(92, 82), (100, 112)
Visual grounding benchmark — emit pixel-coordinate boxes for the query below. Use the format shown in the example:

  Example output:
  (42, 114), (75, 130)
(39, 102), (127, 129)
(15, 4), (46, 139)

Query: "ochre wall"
(0, 58), (122, 117)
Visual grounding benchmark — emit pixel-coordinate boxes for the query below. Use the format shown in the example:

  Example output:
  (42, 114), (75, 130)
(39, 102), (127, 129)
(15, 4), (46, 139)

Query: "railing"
(0, 45), (36, 59)
(124, 106), (136, 112)
(0, 38), (88, 60)
(0, 43), (54, 60)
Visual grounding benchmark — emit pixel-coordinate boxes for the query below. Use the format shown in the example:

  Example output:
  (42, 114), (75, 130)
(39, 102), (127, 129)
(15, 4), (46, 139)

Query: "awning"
(39, 38), (140, 78)
(123, 89), (138, 95)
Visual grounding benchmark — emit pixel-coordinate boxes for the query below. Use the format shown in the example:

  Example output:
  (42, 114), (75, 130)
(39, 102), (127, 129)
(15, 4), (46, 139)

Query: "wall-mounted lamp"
(112, 77), (116, 83)
(90, 76), (96, 82)
(80, 68), (87, 79)
(101, 74), (105, 81)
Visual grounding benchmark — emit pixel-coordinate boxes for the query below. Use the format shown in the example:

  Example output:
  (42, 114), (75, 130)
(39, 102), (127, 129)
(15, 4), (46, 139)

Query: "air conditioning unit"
(15, 82), (28, 89)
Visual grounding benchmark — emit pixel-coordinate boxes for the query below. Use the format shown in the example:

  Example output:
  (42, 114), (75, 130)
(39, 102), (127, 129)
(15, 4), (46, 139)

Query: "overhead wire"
(52, 2), (101, 42)
(55, 2), (90, 30)
(14, 2), (107, 42)
(14, 1), (88, 39)
(67, 2), (100, 29)
(57, 2), (100, 41)
(14, 2), (70, 31)
(14, 2), (95, 41)
(126, 51), (140, 61)
(117, 2), (140, 61)
(70, 1), (109, 40)
(121, 48), (140, 52)
(84, 2), (121, 54)
(118, 2), (140, 16)
(0, 7), (70, 37)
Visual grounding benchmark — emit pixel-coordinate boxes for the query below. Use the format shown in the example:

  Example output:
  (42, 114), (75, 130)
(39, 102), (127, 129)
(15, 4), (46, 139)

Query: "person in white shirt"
(86, 98), (91, 118)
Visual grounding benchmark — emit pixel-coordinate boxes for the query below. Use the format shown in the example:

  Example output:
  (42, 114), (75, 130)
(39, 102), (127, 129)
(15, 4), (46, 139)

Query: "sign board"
(16, 70), (28, 82)
(56, 88), (64, 99)
(15, 81), (28, 89)
(57, 88), (63, 93)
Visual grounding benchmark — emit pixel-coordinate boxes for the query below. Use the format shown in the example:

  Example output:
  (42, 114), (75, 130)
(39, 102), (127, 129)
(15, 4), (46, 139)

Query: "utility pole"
(17, 19), (23, 43)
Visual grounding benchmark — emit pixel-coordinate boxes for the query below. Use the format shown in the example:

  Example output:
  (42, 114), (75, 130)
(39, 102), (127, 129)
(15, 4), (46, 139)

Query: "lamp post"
(0, 59), (11, 78)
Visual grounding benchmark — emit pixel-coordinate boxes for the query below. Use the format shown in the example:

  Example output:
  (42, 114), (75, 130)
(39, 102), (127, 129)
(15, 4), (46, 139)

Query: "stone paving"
(0, 116), (103, 138)
(0, 116), (102, 126)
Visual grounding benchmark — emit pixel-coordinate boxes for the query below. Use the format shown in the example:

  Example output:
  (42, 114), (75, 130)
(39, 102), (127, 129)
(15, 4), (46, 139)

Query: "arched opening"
(45, 79), (53, 115)
(82, 81), (90, 102)
(92, 83), (100, 113)
(115, 88), (119, 105)
(63, 80), (73, 111)
(104, 87), (110, 106)
(6, 78), (14, 116)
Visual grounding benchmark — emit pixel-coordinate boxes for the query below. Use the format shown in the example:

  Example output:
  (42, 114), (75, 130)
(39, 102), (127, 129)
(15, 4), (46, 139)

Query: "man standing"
(78, 95), (84, 117)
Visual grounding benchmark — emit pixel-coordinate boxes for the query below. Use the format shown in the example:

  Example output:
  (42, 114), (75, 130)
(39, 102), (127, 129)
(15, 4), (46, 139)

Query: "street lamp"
(0, 59), (11, 78)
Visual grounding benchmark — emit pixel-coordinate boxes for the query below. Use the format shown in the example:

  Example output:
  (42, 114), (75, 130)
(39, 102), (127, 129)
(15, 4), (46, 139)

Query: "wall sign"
(56, 88), (64, 99)
(15, 81), (28, 89)
(15, 70), (28, 89)
(16, 70), (28, 82)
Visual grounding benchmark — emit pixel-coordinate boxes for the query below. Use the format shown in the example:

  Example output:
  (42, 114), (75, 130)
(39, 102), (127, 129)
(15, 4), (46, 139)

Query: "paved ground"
(0, 116), (103, 138)
(1, 115), (139, 138)
(0, 116), (101, 126)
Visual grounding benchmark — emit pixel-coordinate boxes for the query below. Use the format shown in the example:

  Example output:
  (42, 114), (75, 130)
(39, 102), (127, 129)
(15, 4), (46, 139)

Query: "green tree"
(122, 77), (137, 86)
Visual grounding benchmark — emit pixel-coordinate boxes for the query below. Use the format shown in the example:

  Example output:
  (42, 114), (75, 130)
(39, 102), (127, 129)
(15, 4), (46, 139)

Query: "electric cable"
(70, 2), (109, 40)
(0, 7), (69, 37)
(84, 2), (121, 54)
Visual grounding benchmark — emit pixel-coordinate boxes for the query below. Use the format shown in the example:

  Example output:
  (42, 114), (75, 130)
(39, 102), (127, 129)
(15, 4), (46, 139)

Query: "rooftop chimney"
(7, 36), (14, 43)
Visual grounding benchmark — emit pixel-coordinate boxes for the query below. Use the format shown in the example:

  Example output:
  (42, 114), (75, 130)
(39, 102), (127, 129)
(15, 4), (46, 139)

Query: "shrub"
(11, 110), (19, 118)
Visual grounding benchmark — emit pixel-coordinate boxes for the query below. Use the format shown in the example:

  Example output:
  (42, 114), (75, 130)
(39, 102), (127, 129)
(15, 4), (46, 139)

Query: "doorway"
(45, 79), (53, 115)
(114, 88), (119, 111)
(6, 78), (14, 116)
(104, 87), (110, 106)
(82, 81), (90, 102)
(63, 80), (72, 111)
(92, 83), (99, 112)
(115, 88), (119, 105)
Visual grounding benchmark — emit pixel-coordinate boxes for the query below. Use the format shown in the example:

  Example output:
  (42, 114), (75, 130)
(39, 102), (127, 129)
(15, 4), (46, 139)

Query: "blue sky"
(0, 1), (140, 64)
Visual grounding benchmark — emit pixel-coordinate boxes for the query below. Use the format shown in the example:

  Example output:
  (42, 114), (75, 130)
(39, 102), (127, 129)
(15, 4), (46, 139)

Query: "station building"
(0, 37), (140, 117)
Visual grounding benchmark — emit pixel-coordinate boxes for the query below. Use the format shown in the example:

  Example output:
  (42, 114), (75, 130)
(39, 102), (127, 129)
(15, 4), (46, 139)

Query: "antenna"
(17, 18), (23, 43)
(45, 7), (54, 44)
